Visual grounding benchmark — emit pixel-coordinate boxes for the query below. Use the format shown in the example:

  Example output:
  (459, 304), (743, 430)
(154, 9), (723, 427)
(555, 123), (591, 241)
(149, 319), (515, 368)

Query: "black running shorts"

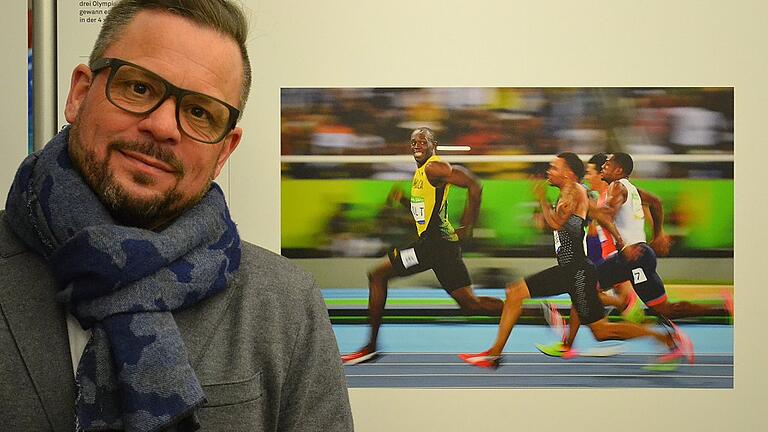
(597, 243), (667, 307)
(525, 261), (604, 325)
(388, 236), (471, 292)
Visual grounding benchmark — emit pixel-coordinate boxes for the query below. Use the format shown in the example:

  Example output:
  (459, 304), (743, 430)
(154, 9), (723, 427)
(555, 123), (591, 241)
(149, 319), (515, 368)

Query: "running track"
(331, 296), (734, 389)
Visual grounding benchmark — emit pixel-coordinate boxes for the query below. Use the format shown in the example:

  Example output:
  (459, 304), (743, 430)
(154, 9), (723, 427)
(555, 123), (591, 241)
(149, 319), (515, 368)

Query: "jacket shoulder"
(237, 241), (316, 297)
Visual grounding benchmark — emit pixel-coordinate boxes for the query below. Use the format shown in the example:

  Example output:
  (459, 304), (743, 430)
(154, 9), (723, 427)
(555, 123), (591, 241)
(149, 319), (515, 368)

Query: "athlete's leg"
(598, 290), (624, 310)
(563, 305), (581, 349)
(463, 266), (562, 366)
(587, 318), (673, 348)
(634, 260), (716, 320)
(650, 298), (717, 320)
(364, 259), (399, 351)
(450, 286), (504, 316)
(612, 281), (635, 308)
(487, 280), (531, 356)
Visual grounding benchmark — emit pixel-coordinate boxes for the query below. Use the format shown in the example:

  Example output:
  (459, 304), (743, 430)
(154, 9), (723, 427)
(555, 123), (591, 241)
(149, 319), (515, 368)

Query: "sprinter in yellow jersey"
(342, 127), (504, 365)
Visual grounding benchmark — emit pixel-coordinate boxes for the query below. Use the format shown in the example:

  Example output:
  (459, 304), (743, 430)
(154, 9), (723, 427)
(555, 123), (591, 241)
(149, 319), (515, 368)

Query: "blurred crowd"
(281, 87), (733, 179)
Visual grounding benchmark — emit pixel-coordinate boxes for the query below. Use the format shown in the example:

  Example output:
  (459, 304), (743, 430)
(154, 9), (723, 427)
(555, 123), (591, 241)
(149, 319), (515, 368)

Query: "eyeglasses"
(90, 58), (240, 144)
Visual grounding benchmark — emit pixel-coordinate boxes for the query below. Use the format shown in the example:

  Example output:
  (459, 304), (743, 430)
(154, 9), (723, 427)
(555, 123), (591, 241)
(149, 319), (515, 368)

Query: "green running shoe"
(643, 358), (681, 372)
(536, 341), (572, 358)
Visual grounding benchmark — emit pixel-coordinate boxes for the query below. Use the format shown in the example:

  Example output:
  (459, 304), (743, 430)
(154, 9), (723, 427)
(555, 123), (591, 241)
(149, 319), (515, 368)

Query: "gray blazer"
(0, 212), (353, 431)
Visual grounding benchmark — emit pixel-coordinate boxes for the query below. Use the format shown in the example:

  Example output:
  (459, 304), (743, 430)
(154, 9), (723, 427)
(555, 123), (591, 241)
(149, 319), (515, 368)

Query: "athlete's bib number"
(411, 201), (426, 225)
(400, 248), (419, 269)
(632, 268), (648, 284)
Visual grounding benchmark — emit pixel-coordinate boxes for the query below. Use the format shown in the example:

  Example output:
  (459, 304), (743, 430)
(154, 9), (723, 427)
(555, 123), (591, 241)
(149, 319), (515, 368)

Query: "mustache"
(109, 139), (185, 177)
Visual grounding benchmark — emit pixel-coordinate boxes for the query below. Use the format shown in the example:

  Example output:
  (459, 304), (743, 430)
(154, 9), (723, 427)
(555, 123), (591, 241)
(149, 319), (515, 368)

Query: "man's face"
(410, 130), (435, 164)
(600, 156), (622, 183)
(584, 163), (604, 190)
(64, 10), (244, 229)
(546, 157), (571, 188)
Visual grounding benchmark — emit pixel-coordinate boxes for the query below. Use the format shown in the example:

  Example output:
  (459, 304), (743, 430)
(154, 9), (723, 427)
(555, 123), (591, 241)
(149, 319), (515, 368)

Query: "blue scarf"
(5, 128), (241, 432)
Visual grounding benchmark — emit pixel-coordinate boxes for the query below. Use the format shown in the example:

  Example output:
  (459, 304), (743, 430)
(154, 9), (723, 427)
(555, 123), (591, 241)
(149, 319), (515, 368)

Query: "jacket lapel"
(1, 215), (76, 432)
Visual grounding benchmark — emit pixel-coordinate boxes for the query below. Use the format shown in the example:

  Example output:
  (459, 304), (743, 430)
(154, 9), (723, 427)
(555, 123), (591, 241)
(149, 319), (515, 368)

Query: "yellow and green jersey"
(410, 155), (458, 241)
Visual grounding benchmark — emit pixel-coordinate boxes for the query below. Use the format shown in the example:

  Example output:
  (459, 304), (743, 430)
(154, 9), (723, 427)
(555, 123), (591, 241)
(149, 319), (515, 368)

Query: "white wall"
(0, 3), (28, 195)
(12, 1), (768, 431)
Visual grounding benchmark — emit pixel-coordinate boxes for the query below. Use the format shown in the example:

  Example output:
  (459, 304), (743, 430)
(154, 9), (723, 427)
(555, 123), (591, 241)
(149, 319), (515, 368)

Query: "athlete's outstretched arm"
(426, 162), (482, 239)
(386, 185), (410, 210)
(534, 181), (576, 231)
(638, 188), (671, 256)
(590, 180), (627, 221)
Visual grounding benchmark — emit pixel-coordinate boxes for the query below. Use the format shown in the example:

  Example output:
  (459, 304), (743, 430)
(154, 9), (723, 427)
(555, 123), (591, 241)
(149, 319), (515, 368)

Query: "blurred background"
(281, 87), (733, 269)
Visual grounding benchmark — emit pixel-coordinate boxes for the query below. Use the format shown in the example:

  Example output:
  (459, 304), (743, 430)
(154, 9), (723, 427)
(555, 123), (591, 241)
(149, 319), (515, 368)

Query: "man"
(460, 153), (691, 368)
(595, 153), (724, 320)
(1, 1), (352, 431)
(584, 153), (652, 322)
(341, 127), (503, 365)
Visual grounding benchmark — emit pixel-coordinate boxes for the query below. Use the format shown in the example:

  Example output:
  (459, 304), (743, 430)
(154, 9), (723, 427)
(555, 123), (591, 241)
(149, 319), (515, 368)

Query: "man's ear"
(64, 64), (94, 123)
(213, 126), (242, 179)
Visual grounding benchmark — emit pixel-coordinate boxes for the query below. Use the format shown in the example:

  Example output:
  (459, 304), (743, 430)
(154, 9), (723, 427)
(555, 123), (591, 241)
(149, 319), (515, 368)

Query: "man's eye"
(190, 106), (209, 119)
(130, 82), (149, 94)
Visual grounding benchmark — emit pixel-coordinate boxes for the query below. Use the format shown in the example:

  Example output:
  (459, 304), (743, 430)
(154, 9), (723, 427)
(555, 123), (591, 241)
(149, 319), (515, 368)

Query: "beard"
(67, 121), (211, 230)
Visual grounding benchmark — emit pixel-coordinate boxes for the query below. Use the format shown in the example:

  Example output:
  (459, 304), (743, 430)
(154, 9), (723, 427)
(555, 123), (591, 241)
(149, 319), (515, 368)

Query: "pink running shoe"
(722, 289), (734, 324)
(459, 351), (501, 369)
(342, 347), (379, 365)
(658, 323), (695, 364)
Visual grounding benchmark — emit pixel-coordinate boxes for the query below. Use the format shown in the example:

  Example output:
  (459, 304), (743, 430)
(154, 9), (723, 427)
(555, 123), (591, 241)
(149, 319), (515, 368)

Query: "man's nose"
(137, 98), (182, 143)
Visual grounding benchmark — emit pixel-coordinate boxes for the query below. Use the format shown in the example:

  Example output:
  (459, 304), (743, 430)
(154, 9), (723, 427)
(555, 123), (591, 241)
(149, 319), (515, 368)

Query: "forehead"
(551, 157), (567, 169)
(101, 10), (243, 106)
(411, 131), (432, 141)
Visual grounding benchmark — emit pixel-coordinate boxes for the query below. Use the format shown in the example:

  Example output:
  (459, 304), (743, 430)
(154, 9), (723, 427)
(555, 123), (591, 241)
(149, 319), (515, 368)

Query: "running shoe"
(621, 290), (645, 324)
(672, 324), (695, 364)
(722, 289), (734, 324)
(459, 351), (501, 369)
(541, 302), (567, 342)
(643, 359), (681, 372)
(657, 324), (695, 364)
(341, 347), (379, 365)
(535, 341), (578, 359)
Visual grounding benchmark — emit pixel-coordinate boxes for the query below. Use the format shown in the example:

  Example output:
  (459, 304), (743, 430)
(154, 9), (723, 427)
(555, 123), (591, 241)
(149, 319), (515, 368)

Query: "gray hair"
(89, 0), (251, 111)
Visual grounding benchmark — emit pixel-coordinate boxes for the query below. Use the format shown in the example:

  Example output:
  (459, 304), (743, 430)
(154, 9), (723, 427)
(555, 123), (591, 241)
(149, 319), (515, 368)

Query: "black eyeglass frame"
(90, 57), (241, 144)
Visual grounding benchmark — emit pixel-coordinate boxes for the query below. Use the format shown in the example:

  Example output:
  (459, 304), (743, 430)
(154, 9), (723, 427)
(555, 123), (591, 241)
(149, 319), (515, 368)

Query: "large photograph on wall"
(281, 87), (734, 389)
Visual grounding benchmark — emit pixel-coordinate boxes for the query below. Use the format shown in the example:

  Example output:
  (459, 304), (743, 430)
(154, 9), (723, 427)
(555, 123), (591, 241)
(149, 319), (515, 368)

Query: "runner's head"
(410, 127), (437, 165)
(548, 152), (584, 187)
(586, 153), (608, 191)
(601, 153), (633, 182)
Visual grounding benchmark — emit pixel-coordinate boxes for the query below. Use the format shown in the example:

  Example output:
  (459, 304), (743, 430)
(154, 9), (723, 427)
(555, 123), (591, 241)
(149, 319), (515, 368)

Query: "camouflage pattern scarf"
(5, 128), (241, 432)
